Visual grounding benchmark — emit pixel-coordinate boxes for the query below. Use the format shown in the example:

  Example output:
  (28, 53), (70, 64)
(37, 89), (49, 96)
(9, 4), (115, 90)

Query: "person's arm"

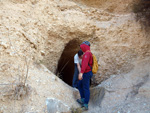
(78, 73), (83, 80)
(78, 53), (90, 80)
(77, 63), (81, 73)
(80, 53), (90, 74)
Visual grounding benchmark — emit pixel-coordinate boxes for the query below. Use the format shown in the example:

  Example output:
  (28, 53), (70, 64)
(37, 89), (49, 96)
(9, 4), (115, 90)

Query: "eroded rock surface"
(0, 0), (150, 113)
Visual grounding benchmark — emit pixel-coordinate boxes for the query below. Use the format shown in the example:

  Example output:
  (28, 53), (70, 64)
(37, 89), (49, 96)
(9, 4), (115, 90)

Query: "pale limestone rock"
(85, 59), (150, 113)
(46, 98), (70, 113)
(0, 0), (150, 113)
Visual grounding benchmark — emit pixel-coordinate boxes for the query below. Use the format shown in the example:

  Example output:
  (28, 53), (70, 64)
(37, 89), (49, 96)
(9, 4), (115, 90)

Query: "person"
(77, 41), (93, 110)
(72, 50), (83, 88)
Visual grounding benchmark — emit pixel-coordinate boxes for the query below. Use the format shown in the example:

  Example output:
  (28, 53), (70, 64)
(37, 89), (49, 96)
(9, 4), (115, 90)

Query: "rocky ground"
(0, 0), (150, 113)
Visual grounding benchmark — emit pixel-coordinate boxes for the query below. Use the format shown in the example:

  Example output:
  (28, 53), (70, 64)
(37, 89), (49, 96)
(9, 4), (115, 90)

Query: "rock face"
(0, 0), (150, 113)
(0, 64), (79, 112)
(86, 59), (150, 113)
(46, 98), (70, 113)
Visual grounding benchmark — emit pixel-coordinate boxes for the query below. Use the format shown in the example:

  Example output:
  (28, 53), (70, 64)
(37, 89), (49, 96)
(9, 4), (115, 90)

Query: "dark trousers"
(78, 71), (93, 104)
(72, 64), (79, 88)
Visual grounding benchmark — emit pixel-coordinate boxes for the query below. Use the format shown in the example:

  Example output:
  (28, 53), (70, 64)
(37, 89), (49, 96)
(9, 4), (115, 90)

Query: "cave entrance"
(56, 39), (82, 86)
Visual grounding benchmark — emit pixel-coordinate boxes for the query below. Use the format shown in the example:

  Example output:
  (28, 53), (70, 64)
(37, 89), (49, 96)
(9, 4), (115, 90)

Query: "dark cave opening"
(56, 39), (82, 86)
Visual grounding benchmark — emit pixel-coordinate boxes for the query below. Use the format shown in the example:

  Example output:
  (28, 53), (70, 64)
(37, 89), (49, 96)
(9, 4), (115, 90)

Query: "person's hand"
(78, 73), (83, 80)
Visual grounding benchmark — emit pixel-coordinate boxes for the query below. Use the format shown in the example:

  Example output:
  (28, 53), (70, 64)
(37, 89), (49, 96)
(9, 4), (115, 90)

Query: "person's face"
(79, 55), (83, 59)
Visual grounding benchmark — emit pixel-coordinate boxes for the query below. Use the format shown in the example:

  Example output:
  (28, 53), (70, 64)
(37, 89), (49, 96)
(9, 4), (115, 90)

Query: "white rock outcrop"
(0, 0), (150, 113)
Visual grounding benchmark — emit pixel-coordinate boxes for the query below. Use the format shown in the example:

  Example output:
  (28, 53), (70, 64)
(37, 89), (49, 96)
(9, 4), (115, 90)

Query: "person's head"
(78, 50), (83, 59)
(80, 41), (91, 53)
(81, 41), (90, 46)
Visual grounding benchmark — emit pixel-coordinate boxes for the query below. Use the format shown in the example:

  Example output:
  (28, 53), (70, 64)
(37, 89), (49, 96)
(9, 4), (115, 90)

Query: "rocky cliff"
(0, 0), (150, 112)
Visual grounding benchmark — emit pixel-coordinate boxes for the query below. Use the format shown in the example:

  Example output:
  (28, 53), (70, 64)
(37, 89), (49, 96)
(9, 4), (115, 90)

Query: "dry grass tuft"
(5, 83), (31, 100)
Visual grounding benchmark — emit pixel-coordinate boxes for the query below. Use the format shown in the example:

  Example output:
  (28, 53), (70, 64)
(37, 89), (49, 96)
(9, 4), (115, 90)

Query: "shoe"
(82, 104), (88, 111)
(76, 98), (84, 106)
(73, 87), (78, 91)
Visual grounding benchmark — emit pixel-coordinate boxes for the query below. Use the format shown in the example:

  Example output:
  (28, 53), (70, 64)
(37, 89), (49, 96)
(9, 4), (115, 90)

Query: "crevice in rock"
(56, 39), (83, 86)
(90, 87), (105, 106)
(125, 74), (149, 100)
(131, 74), (149, 96)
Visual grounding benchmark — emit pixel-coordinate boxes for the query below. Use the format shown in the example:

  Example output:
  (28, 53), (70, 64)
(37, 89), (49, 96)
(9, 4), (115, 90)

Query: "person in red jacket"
(77, 41), (93, 110)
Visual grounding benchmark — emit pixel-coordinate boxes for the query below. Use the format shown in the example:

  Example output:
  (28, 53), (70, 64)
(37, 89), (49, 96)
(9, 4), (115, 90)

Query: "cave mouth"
(56, 39), (82, 86)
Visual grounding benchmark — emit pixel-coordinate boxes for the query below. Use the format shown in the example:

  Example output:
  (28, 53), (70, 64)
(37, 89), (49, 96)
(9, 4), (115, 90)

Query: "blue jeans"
(78, 71), (93, 104)
(72, 64), (79, 88)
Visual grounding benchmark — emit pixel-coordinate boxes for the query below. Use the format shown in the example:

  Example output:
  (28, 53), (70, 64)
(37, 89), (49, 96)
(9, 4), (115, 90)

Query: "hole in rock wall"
(56, 39), (82, 86)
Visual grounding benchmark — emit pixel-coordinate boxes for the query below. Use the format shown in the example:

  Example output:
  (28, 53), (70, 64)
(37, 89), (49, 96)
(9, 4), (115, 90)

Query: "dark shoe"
(81, 104), (88, 111)
(76, 98), (84, 106)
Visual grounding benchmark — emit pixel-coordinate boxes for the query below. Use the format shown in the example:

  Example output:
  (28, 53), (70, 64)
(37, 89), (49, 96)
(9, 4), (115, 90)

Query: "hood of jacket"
(80, 44), (90, 52)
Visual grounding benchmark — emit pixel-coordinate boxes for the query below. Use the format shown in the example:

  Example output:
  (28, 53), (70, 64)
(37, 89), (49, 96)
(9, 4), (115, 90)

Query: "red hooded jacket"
(80, 44), (93, 73)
